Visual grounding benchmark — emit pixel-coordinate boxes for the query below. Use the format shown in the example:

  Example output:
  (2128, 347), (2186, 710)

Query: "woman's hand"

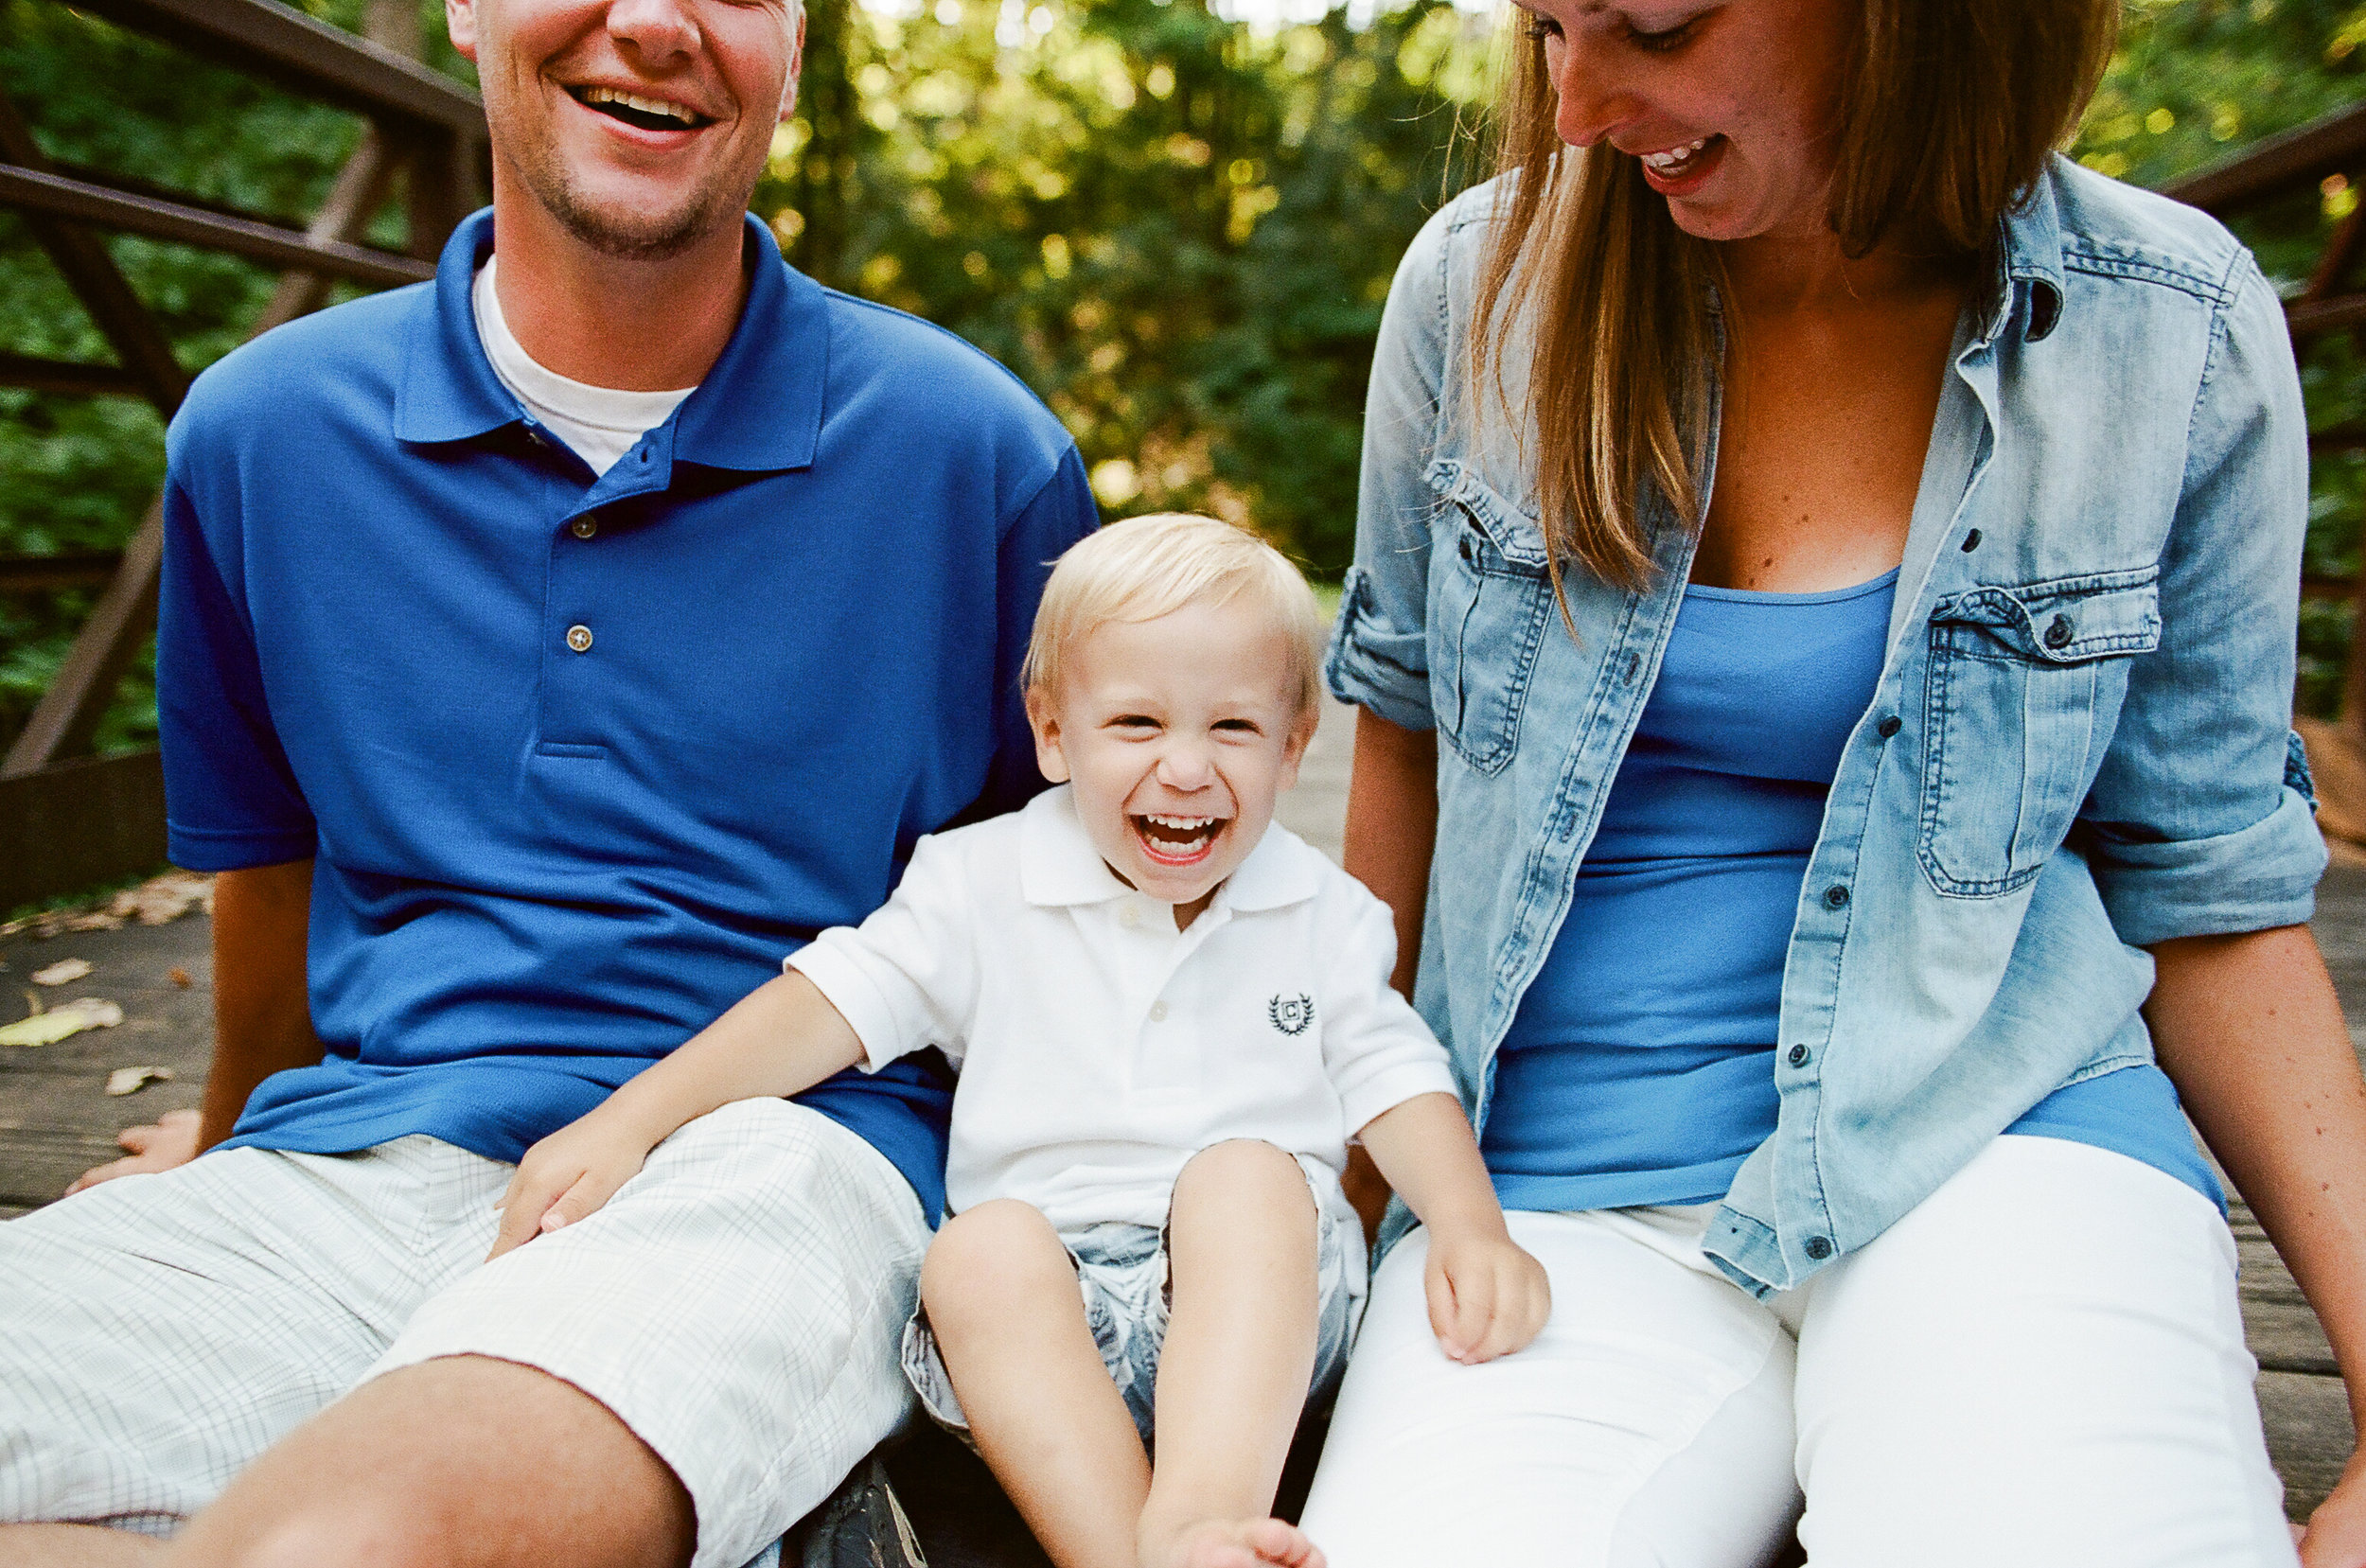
(2301, 1453), (2366, 1566)
(1422, 1225), (1551, 1365)
(486, 1113), (659, 1261)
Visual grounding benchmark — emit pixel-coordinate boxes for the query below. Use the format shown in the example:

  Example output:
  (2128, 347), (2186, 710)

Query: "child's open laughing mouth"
(1132, 812), (1226, 868)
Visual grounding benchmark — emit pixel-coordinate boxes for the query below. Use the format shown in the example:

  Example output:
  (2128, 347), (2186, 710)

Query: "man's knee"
(165, 1358), (695, 1568)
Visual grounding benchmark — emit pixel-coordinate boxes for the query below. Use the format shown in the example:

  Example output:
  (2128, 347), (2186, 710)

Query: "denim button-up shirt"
(1326, 156), (2326, 1296)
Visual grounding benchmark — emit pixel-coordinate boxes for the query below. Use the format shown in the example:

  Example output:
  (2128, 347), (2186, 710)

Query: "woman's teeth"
(1643, 136), (1713, 175)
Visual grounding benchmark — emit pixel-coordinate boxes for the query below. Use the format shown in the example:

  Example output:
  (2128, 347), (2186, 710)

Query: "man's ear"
(447, 0), (480, 62)
(1025, 686), (1070, 784)
(780, 7), (806, 122)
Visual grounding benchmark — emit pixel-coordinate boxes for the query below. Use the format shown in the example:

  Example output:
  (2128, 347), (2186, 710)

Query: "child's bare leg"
(1139, 1140), (1324, 1568)
(924, 1199), (1152, 1568)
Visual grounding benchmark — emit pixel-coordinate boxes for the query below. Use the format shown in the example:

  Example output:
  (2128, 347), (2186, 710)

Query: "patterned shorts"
(900, 1158), (1366, 1451)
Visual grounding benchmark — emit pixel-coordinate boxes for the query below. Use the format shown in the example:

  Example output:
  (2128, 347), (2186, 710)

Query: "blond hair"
(1023, 514), (1326, 716)
(1471, 0), (2118, 592)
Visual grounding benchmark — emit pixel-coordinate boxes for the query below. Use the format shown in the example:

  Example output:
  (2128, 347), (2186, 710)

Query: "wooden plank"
(3, 131), (403, 780)
(0, 354), (145, 399)
(0, 165), (433, 289)
(2163, 99), (2366, 214)
(2234, 1201), (2340, 1375)
(0, 1124), (130, 1210)
(0, 496), (163, 776)
(2263, 1372), (2357, 1521)
(0, 750), (167, 910)
(0, 550), (125, 590)
(63, 0), (483, 139)
(2289, 293), (2366, 343)
(253, 129), (399, 330)
(0, 93), (188, 414)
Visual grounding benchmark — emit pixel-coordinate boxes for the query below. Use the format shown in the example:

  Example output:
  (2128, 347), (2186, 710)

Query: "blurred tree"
(1, 0), (2363, 750)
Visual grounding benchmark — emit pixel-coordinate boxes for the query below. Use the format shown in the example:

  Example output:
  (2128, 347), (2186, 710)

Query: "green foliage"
(762, 0), (1488, 570)
(4, 0), (2366, 753)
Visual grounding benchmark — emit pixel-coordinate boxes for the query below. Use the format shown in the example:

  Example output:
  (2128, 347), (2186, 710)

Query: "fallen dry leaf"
(0, 997), (125, 1047)
(168, 967), (191, 988)
(104, 1065), (175, 1097)
(31, 958), (92, 987)
(0, 871), (216, 942)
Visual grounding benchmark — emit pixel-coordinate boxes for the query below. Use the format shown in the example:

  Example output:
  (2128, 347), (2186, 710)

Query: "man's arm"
(67, 857), (319, 1191)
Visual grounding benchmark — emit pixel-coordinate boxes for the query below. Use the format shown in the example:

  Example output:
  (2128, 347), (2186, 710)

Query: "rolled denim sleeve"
(2085, 256), (2327, 944)
(1324, 206), (1453, 732)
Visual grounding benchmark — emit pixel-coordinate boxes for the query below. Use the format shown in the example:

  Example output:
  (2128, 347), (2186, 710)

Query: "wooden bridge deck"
(3, 696), (2360, 1531)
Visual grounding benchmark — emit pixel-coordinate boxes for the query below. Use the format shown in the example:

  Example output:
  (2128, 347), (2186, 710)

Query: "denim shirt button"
(1804, 1237), (1834, 1260)
(2044, 614), (2074, 649)
(1960, 528), (1982, 552)
(1787, 1044), (1810, 1067)
(1876, 715), (1901, 739)
(1823, 885), (1850, 908)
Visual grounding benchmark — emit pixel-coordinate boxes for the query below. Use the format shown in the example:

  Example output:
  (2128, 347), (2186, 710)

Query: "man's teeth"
(1643, 137), (1711, 171)
(581, 86), (697, 125)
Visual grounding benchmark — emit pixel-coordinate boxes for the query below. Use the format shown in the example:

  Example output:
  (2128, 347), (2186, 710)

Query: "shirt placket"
(534, 428), (679, 752)
(1115, 893), (1229, 1091)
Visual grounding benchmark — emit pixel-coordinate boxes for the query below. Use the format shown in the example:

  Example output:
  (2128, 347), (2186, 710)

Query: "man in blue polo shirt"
(0, 0), (1094, 1560)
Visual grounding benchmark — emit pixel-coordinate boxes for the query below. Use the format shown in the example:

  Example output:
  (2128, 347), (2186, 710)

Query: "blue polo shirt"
(155, 210), (1097, 1219)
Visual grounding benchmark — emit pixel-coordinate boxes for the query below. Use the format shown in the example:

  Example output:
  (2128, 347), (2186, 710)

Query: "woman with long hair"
(1301, 2), (2366, 1562)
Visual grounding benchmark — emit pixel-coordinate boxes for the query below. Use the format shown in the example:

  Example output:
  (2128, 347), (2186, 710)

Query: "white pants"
(1300, 1136), (2297, 1568)
(0, 1098), (930, 1568)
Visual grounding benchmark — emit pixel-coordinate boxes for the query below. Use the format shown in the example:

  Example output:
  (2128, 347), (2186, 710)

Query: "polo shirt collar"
(394, 208), (829, 472)
(1016, 784), (1324, 914)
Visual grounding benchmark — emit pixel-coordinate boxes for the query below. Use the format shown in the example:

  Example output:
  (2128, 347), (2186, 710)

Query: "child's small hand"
(486, 1115), (657, 1262)
(1422, 1226), (1550, 1365)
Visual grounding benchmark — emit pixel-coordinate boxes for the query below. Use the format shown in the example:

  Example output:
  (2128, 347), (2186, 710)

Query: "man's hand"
(1422, 1225), (1551, 1365)
(486, 1114), (661, 1261)
(65, 1107), (203, 1194)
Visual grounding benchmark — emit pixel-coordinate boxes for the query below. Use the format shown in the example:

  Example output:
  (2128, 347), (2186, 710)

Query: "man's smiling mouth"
(570, 85), (713, 132)
(1133, 813), (1223, 866)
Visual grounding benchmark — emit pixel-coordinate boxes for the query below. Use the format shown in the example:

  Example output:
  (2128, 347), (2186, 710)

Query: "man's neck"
(487, 185), (749, 392)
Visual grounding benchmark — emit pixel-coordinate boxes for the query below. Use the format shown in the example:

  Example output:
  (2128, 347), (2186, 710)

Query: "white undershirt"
(471, 255), (697, 478)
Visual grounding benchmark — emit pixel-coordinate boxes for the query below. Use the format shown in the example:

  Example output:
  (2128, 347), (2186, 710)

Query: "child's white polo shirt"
(786, 784), (1458, 1233)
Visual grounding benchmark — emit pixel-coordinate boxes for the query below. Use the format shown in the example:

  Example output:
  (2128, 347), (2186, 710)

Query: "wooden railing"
(0, 0), (483, 908)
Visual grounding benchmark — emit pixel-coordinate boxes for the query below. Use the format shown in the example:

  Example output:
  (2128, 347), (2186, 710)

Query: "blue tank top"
(1481, 570), (2221, 1213)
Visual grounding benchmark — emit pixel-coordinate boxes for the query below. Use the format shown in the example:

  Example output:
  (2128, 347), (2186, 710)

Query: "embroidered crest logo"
(1268, 993), (1315, 1036)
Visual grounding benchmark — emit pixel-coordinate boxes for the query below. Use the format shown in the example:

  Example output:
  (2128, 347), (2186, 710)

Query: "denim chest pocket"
(1919, 568), (2162, 897)
(1428, 463), (1554, 775)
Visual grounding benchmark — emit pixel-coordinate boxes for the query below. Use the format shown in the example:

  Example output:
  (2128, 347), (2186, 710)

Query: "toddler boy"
(489, 514), (1548, 1568)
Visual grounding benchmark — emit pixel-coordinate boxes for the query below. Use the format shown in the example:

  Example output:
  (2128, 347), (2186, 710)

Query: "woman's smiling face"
(1513, 0), (1855, 244)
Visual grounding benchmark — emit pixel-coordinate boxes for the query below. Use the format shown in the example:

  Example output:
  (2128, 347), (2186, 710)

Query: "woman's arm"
(1341, 710), (1439, 1229)
(1344, 709), (1439, 997)
(2146, 925), (2366, 1565)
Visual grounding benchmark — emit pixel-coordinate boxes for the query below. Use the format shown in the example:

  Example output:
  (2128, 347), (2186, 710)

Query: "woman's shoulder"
(2038, 154), (2256, 306)
(1390, 174), (1519, 296)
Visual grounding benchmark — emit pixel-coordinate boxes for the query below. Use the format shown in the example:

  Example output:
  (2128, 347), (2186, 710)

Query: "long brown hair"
(1469, 0), (2119, 592)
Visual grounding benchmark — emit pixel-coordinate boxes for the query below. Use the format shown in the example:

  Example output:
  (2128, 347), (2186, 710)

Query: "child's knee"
(920, 1199), (1071, 1330)
(1174, 1138), (1312, 1209)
